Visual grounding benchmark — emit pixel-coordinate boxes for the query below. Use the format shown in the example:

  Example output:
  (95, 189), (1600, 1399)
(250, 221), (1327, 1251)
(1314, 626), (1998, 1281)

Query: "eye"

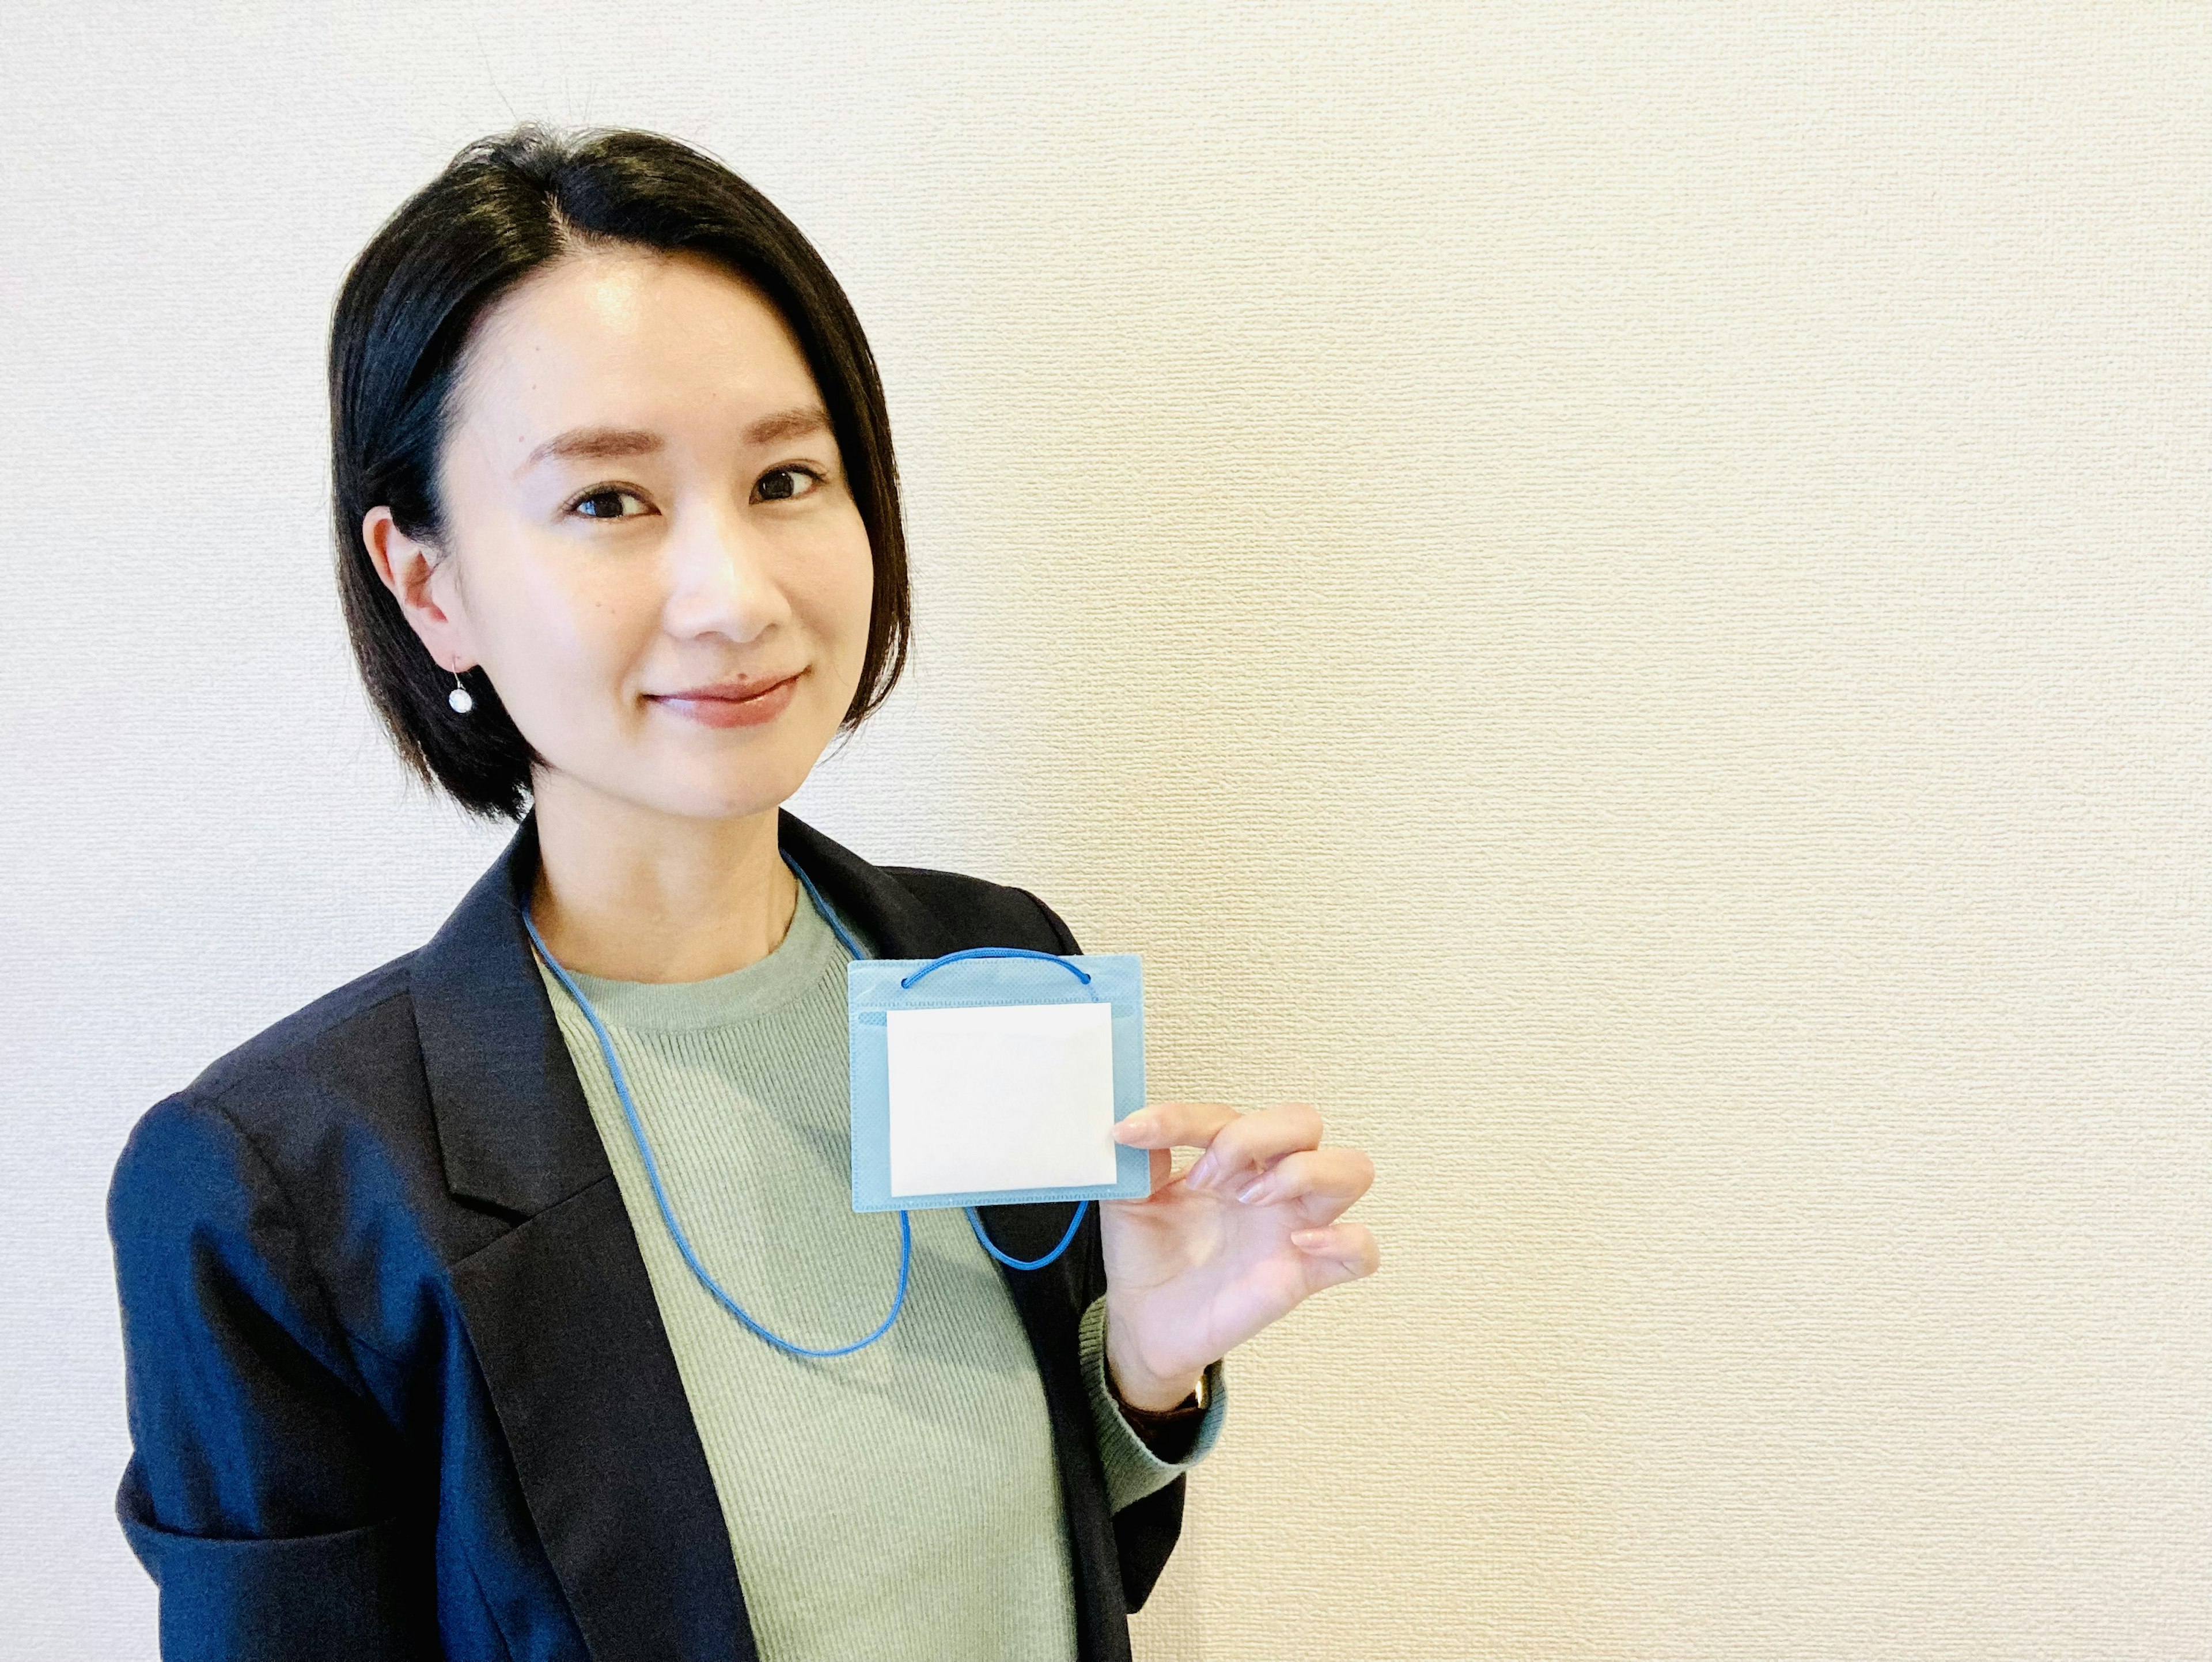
(755, 465), (827, 503)
(566, 486), (653, 520)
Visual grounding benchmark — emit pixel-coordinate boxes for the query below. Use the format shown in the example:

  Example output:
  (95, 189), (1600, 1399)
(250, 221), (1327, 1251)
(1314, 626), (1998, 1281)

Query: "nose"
(660, 492), (793, 646)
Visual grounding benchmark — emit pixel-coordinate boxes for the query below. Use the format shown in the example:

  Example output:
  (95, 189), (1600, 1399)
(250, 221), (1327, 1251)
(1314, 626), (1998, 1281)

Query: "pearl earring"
(448, 669), (475, 715)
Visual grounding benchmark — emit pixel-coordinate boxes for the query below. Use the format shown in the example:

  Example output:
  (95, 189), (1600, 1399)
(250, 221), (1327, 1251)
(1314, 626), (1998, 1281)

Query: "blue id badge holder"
(848, 947), (1153, 1236)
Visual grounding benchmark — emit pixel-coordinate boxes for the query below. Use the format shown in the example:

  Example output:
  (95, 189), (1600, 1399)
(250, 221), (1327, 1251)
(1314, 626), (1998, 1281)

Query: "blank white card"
(884, 1002), (1118, 1199)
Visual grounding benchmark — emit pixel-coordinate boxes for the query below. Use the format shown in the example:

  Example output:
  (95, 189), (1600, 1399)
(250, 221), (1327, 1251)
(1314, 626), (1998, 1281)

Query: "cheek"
(791, 519), (877, 673)
(470, 545), (652, 726)
(835, 521), (878, 643)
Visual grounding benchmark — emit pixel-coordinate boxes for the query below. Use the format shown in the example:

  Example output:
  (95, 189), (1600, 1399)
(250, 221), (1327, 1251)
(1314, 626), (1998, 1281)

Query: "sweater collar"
(412, 805), (960, 1216)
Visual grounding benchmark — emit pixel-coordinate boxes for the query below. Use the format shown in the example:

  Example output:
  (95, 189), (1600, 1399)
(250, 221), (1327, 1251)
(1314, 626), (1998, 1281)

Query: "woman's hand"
(1098, 1100), (1380, 1410)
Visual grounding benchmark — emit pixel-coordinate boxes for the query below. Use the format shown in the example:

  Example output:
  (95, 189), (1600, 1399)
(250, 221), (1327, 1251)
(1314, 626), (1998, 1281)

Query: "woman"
(108, 124), (1380, 1662)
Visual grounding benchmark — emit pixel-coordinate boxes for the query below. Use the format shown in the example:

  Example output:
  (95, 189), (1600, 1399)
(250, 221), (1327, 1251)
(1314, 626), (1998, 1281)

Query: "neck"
(527, 774), (801, 983)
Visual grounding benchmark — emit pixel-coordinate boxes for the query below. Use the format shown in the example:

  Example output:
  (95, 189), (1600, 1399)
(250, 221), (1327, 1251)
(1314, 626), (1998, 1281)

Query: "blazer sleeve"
(108, 1090), (438, 1662)
(1014, 885), (1196, 1615)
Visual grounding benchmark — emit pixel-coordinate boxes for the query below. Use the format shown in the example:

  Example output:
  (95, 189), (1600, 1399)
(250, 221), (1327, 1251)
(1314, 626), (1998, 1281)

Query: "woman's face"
(370, 245), (875, 824)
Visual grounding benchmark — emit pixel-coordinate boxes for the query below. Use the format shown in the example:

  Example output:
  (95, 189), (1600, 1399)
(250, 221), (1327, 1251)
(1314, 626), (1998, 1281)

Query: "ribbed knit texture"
(534, 876), (1222, 1662)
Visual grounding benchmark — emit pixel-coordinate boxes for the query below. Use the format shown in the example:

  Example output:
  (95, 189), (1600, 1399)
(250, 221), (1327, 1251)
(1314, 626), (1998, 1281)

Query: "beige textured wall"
(5, 6), (2205, 1658)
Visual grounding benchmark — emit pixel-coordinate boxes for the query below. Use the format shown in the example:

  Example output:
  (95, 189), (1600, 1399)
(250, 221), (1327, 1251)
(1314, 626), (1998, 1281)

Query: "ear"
(362, 506), (476, 673)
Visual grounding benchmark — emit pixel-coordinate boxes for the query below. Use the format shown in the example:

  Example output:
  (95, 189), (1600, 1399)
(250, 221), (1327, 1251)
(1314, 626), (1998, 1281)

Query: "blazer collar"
(412, 805), (962, 1217)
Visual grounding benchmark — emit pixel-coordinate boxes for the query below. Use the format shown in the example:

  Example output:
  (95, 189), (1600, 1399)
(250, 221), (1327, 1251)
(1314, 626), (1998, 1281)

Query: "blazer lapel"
(416, 815), (754, 1662)
(415, 809), (1124, 1662)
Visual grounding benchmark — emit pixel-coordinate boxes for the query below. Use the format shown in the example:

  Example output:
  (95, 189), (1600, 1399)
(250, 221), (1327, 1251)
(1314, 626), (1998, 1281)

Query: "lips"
(658, 675), (797, 702)
(646, 672), (801, 729)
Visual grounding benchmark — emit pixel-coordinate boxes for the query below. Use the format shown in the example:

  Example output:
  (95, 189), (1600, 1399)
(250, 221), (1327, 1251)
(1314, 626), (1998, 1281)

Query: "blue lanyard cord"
(784, 855), (1088, 1275)
(901, 945), (1093, 991)
(522, 870), (910, 1360)
(523, 848), (1081, 1358)
(781, 851), (868, 962)
(965, 1200), (1088, 1270)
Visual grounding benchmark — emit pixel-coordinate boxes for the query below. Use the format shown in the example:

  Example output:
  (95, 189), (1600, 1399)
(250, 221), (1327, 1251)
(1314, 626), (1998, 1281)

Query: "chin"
(645, 745), (825, 823)
(543, 709), (844, 825)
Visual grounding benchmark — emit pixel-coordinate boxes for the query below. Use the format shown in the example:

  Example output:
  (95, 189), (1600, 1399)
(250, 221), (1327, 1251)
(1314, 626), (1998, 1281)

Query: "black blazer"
(109, 809), (1184, 1662)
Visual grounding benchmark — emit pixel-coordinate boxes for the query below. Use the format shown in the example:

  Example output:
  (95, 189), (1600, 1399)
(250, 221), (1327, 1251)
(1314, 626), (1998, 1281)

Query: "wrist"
(1104, 1316), (1206, 1413)
(1108, 1357), (1205, 1415)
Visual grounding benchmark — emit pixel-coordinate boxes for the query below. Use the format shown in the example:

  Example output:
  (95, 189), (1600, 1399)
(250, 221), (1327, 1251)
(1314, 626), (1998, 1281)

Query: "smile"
(646, 673), (801, 729)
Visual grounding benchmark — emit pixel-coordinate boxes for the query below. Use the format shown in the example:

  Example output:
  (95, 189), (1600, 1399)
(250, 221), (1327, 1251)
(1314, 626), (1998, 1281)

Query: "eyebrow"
(516, 406), (834, 476)
(743, 405), (833, 447)
(517, 427), (660, 474)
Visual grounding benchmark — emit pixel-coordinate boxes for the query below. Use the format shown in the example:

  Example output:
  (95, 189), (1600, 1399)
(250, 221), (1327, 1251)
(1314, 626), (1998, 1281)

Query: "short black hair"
(329, 123), (911, 820)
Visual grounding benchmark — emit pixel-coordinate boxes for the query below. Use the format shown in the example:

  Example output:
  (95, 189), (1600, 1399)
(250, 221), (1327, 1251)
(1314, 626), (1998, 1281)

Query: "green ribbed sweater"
(534, 879), (1225, 1662)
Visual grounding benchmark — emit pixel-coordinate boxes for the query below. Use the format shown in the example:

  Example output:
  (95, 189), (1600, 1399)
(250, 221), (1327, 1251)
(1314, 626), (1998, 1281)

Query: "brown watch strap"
(1116, 1388), (1205, 1429)
(1110, 1366), (1209, 1463)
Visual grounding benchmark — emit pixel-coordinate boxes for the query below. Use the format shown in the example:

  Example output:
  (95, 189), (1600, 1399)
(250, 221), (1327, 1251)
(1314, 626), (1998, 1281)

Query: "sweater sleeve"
(1078, 1295), (1228, 1514)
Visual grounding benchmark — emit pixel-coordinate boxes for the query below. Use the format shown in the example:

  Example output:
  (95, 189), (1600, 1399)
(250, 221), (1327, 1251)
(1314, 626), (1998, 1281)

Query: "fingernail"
(1291, 1229), (1327, 1247)
(1236, 1179), (1267, 1204)
(1188, 1155), (1218, 1188)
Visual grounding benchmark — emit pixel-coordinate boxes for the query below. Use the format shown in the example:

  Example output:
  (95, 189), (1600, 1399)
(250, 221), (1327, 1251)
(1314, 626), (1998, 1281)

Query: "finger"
(1183, 1102), (1325, 1192)
(1289, 1221), (1381, 1288)
(1097, 1146), (1173, 1205)
(1230, 1146), (1374, 1212)
(1109, 1100), (1241, 1152)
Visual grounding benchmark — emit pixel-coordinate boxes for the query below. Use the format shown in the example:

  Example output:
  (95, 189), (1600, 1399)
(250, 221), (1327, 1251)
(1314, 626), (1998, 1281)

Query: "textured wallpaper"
(3, 6), (2206, 1657)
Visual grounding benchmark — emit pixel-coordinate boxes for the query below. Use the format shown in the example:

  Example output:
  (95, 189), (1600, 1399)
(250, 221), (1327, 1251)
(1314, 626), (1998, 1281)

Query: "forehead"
(450, 247), (820, 453)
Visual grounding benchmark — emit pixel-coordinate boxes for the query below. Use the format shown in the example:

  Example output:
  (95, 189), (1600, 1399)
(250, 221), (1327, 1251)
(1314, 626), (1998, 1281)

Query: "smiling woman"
(107, 124), (1378, 1662)
(354, 238), (882, 979)
(330, 130), (908, 836)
